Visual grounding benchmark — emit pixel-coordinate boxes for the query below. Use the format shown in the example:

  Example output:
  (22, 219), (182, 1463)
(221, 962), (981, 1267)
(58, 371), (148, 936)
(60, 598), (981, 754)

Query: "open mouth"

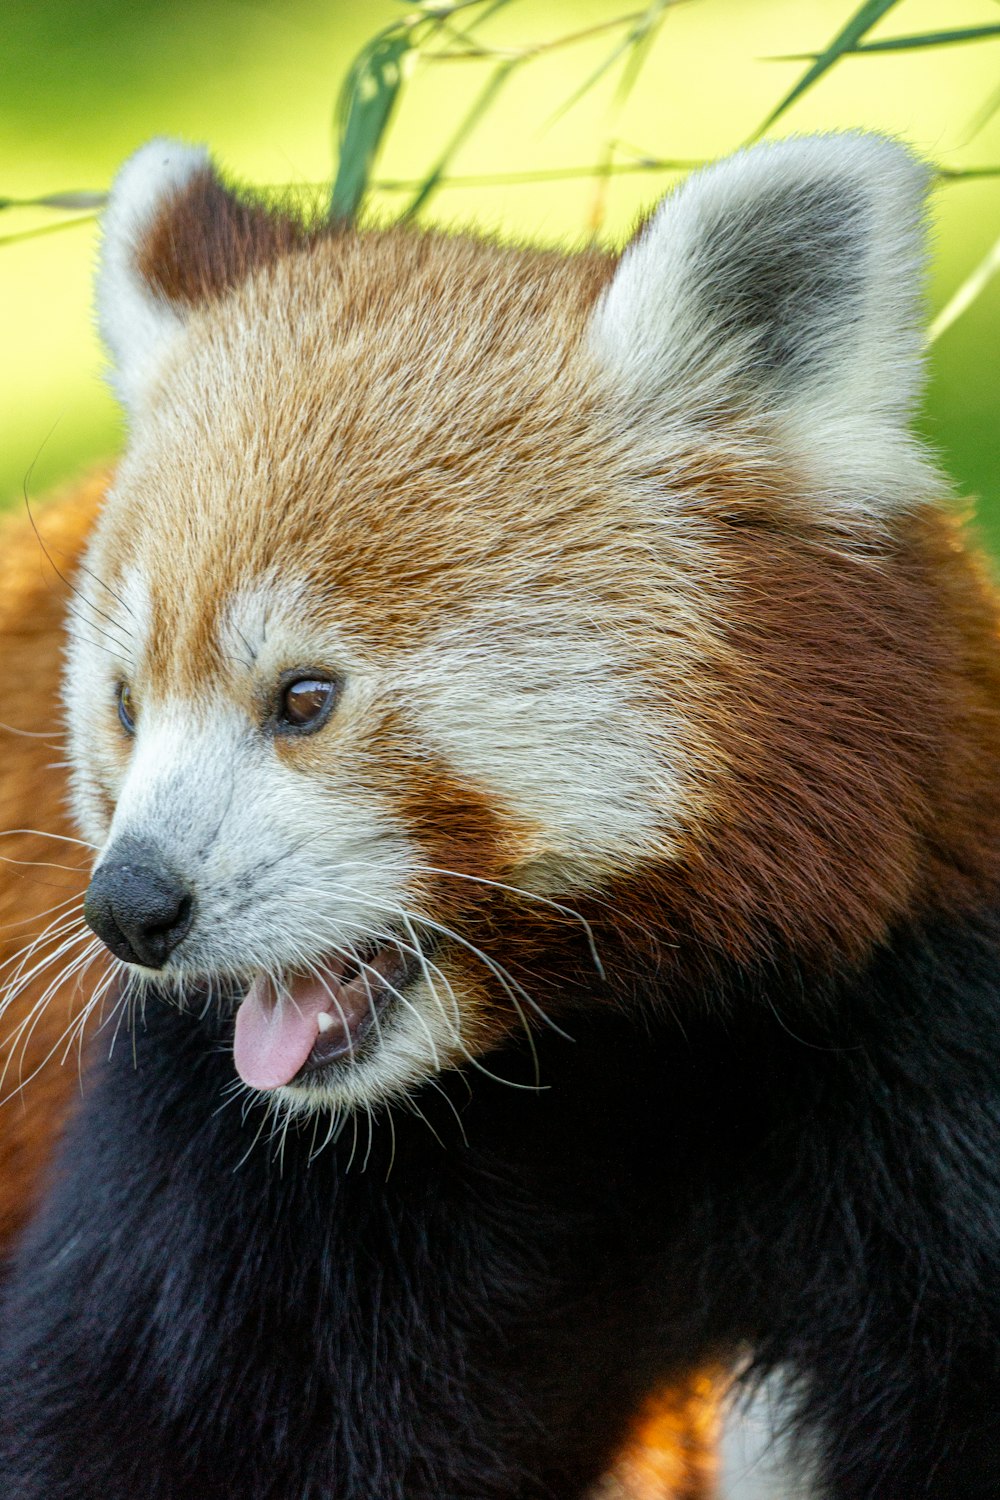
(232, 938), (417, 1091)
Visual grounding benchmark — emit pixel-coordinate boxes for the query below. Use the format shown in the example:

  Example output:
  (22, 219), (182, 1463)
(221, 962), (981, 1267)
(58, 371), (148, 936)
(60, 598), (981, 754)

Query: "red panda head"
(68, 134), (995, 1116)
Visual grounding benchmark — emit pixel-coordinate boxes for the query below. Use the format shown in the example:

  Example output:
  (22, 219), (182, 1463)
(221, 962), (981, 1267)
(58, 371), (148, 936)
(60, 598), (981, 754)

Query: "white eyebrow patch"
(215, 574), (312, 673)
(116, 567), (152, 660)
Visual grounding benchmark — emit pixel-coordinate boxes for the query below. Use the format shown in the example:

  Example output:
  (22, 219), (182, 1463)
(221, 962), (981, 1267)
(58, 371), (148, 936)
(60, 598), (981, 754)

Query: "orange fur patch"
(0, 476), (106, 1250)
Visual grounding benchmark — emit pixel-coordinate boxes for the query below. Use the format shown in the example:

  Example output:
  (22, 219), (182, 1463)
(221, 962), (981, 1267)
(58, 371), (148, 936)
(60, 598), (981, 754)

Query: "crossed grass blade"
(545, 0), (678, 128)
(403, 57), (518, 219)
(771, 24), (1000, 59)
(749, 0), (905, 141)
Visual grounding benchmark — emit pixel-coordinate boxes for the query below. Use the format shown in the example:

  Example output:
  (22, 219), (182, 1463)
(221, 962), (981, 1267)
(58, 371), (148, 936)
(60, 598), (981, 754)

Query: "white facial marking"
(216, 575), (310, 671)
(404, 608), (682, 885)
(97, 138), (211, 415)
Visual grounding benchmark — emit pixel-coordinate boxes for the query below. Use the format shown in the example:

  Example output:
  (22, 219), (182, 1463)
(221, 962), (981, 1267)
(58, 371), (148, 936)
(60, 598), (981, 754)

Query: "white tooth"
(316, 1012), (335, 1034)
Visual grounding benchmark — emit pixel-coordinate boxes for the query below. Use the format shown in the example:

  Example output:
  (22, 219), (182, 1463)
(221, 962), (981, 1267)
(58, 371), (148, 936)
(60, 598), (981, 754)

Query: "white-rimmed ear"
(589, 134), (933, 511)
(97, 139), (213, 414)
(97, 137), (304, 417)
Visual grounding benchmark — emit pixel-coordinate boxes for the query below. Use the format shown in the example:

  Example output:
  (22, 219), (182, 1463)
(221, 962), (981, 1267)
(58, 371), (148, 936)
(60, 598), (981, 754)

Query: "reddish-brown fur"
(137, 171), (309, 307)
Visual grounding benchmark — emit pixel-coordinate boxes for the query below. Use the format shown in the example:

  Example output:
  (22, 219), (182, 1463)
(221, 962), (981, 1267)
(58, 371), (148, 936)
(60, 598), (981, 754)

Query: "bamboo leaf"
(929, 232), (1000, 343)
(330, 28), (413, 222)
(750, 0), (905, 140)
(772, 24), (1000, 59)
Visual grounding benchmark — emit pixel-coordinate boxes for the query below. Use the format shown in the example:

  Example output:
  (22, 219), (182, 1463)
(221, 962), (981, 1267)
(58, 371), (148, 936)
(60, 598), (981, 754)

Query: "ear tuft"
(98, 138), (307, 417)
(590, 134), (935, 513)
(97, 139), (214, 414)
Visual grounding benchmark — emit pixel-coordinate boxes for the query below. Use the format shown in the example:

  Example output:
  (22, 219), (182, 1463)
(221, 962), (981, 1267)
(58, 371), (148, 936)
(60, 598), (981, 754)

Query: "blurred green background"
(4, 0), (999, 546)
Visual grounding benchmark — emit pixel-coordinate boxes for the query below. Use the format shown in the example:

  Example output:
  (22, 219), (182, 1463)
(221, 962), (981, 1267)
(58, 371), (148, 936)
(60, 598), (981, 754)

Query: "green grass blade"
(403, 57), (517, 218)
(613, 0), (672, 109)
(938, 165), (1000, 181)
(330, 28), (413, 222)
(845, 23), (1000, 51)
(0, 190), (107, 211)
(546, 1), (672, 127)
(0, 215), (97, 248)
(929, 231), (1000, 343)
(377, 156), (700, 191)
(772, 24), (1000, 58)
(966, 80), (1000, 139)
(750, 0), (905, 140)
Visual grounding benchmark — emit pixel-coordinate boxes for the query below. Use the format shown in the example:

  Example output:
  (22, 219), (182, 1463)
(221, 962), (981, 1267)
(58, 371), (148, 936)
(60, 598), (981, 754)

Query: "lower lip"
(293, 991), (391, 1079)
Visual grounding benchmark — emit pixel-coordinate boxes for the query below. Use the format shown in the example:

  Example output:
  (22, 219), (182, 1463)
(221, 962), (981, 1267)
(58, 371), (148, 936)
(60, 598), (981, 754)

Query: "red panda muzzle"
(232, 942), (413, 1090)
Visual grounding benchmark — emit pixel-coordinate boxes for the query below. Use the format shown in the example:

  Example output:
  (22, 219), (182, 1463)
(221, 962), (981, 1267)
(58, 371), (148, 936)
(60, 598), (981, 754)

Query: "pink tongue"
(233, 974), (335, 1090)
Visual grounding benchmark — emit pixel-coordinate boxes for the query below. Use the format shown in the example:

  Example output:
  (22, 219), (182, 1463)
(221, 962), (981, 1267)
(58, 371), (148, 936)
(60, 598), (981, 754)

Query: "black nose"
(84, 847), (194, 968)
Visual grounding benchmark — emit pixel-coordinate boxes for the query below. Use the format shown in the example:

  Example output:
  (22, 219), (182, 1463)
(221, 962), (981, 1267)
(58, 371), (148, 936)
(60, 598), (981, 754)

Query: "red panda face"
(68, 135), (973, 1116)
(68, 228), (711, 1113)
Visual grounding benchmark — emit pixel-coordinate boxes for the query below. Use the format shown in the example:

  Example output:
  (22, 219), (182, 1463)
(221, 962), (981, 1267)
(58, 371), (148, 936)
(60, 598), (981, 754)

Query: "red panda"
(0, 482), (721, 1498)
(1, 131), (999, 1498)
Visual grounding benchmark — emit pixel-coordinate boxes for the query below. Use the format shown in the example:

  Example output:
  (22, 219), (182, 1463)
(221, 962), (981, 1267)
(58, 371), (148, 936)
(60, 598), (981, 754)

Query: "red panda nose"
(84, 844), (194, 968)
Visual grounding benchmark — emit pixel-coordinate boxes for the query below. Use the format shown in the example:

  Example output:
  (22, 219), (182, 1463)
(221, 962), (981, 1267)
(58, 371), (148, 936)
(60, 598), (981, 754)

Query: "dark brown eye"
(117, 682), (136, 735)
(277, 674), (338, 733)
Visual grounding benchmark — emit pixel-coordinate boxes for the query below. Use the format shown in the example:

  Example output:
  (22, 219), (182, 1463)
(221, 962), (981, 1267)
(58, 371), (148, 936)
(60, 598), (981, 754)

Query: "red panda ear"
(97, 138), (304, 415)
(589, 133), (935, 516)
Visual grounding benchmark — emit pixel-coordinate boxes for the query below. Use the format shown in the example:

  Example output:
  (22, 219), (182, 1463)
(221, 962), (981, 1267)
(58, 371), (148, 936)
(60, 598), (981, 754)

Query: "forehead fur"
(93, 225), (682, 665)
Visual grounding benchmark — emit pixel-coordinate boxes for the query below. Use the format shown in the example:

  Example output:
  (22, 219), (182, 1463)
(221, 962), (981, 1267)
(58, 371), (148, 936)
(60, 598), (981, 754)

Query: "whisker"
(0, 720), (63, 743)
(406, 863), (606, 981)
(0, 891), (82, 934)
(22, 475), (134, 653)
(0, 939), (108, 1104)
(71, 555), (137, 628)
(423, 1077), (470, 1147)
(328, 881), (572, 1046)
(64, 604), (133, 661)
(0, 909), (89, 999)
(0, 829), (98, 850)
(0, 855), (86, 874)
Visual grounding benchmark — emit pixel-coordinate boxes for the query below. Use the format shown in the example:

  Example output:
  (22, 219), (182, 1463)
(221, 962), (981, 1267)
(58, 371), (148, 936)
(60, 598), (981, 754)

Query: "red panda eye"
(117, 682), (136, 736)
(277, 675), (337, 733)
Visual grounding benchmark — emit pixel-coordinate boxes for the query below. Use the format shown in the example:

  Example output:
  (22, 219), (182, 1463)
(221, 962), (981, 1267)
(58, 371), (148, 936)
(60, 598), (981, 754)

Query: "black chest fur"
(3, 912), (1000, 1498)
